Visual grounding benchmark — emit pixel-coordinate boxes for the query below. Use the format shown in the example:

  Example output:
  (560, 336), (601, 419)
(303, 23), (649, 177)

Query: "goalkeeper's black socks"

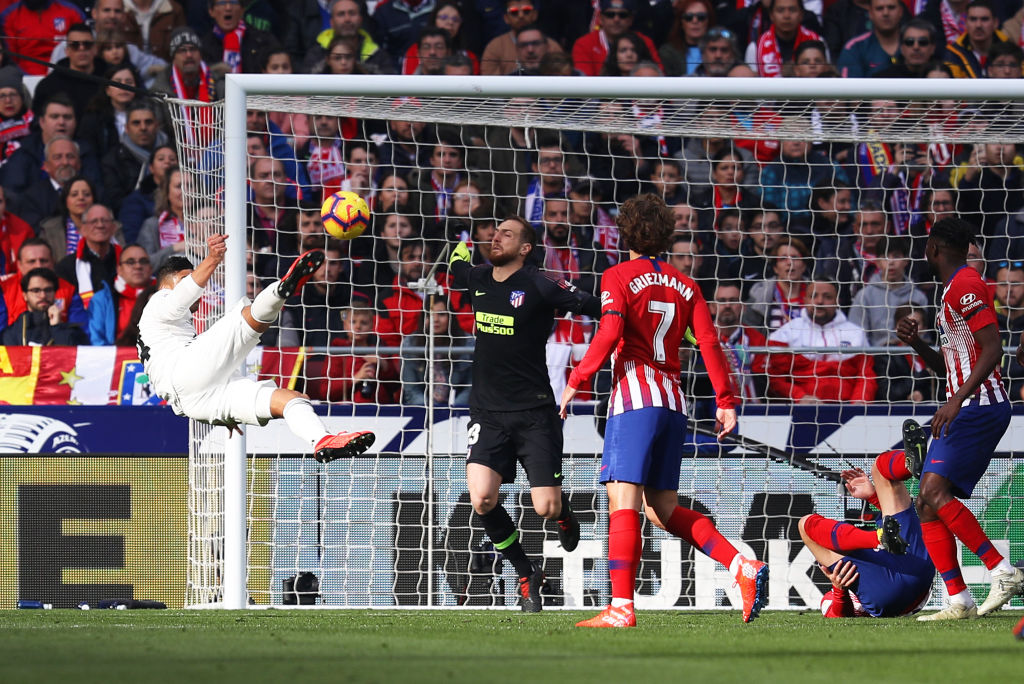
(479, 505), (533, 577)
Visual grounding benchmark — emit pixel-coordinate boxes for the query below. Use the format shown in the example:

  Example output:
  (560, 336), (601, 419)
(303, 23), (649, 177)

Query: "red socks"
(874, 450), (912, 481)
(802, 513), (880, 551)
(665, 506), (740, 568)
(936, 499), (1004, 570)
(608, 509), (641, 602)
(921, 519), (968, 595)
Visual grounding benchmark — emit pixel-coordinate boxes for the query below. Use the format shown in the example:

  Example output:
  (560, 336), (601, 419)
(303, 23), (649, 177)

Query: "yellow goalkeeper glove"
(684, 327), (697, 346)
(450, 240), (471, 267)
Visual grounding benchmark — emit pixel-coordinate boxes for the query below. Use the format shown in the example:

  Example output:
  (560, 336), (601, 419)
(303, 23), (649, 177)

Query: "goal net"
(168, 76), (1024, 610)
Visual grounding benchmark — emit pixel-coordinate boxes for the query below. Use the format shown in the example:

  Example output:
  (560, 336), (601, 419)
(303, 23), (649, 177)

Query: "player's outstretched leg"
(1014, 614), (1024, 640)
(313, 431), (376, 463)
(902, 419), (927, 479)
(273, 391), (375, 463)
(277, 249), (325, 299)
(657, 505), (768, 623)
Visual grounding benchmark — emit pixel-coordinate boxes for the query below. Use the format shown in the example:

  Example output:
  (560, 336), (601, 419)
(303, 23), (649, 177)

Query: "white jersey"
(137, 275), (204, 398)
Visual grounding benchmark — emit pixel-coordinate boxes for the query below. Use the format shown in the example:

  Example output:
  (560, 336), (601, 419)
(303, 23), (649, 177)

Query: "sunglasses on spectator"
(27, 287), (56, 295)
(602, 10), (632, 19)
(684, 12), (709, 21)
(706, 27), (736, 41)
(507, 5), (534, 15)
(902, 37), (931, 47)
(67, 40), (95, 50)
(997, 260), (1024, 269)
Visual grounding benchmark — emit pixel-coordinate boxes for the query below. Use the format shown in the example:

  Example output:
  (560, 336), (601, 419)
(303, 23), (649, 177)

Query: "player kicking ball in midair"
(449, 216), (598, 612)
(896, 218), (1023, 620)
(800, 450), (935, 618)
(560, 194), (767, 628)
(137, 234), (374, 462)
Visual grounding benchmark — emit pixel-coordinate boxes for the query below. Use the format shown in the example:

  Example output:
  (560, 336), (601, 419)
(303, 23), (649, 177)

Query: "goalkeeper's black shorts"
(466, 405), (564, 487)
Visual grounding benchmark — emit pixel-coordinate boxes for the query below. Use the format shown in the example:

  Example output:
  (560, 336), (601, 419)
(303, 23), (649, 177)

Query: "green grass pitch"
(0, 610), (1020, 683)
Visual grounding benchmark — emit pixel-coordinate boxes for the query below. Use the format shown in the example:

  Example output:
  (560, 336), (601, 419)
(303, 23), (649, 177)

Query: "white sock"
(282, 397), (330, 449)
(611, 597), (633, 608)
(250, 282), (286, 323)
(949, 589), (975, 607)
(993, 558), (1016, 576)
(728, 555), (742, 577)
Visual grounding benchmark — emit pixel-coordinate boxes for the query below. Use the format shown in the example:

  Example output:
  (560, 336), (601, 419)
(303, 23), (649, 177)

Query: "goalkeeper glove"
(450, 240), (471, 267)
(683, 327), (697, 346)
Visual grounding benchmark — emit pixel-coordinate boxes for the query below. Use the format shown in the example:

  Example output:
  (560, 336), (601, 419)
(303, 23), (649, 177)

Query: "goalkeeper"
(449, 217), (601, 612)
(137, 234), (374, 463)
(799, 450), (935, 618)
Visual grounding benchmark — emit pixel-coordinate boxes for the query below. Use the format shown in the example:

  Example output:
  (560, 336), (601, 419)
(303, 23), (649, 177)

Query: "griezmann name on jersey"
(569, 256), (734, 416)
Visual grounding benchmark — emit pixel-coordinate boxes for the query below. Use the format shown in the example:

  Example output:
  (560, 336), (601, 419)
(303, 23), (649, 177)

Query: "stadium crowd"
(1, 0), (1024, 407)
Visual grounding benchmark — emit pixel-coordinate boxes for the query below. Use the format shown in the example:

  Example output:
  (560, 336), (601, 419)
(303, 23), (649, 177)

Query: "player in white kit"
(137, 234), (374, 462)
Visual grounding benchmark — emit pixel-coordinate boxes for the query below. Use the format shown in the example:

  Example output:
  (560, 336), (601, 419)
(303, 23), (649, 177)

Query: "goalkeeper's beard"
(489, 244), (519, 267)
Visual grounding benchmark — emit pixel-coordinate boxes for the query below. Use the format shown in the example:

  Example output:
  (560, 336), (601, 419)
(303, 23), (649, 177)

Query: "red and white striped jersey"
(937, 265), (1007, 405)
(567, 256), (735, 417)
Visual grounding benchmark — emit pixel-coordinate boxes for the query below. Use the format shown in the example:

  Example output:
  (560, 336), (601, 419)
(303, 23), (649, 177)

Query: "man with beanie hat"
(153, 26), (214, 101)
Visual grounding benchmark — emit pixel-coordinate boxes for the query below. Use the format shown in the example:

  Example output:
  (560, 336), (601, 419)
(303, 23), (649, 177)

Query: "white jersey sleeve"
(137, 275), (205, 397)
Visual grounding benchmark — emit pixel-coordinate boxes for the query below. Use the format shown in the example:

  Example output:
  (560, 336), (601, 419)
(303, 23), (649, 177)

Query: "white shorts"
(168, 298), (276, 426)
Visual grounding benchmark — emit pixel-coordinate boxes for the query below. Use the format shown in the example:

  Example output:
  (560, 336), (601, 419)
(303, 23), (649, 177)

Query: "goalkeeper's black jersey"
(451, 261), (601, 411)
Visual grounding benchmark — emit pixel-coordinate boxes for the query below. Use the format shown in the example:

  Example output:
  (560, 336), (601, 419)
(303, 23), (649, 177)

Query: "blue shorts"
(836, 507), (935, 617)
(925, 400), (1011, 498)
(601, 407), (687, 489)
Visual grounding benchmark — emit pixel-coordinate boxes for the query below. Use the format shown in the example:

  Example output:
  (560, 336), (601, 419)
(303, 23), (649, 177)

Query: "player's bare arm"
(931, 322), (1002, 439)
(896, 315), (945, 376)
(189, 234), (228, 289)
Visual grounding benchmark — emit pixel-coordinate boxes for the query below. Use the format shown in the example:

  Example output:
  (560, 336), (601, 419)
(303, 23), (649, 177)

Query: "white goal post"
(168, 74), (1024, 610)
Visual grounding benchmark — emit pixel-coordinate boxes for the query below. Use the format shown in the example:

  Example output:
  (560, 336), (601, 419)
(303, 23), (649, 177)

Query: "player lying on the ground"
(560, 194), (767, 628)
(896, 217), (1023, 620)
(137, 234), (374, 462)
(799, 450), (935, 618)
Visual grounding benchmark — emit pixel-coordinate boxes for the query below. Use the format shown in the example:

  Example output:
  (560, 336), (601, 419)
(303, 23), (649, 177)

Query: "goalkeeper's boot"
(1014, 614), (1024, 640)
(517, 563), (544, 613)
(902, 419), (928, 479)
(556, 511), (580, 553)
(917, 601), (978, 621)
(313, 431), (375, 463)
(576, 603), (636, 628)
(877, 515), (909, 555)
(735, 557), (769, 623)
(977, 566), (1024, 616)
(278, 249), (326, 299)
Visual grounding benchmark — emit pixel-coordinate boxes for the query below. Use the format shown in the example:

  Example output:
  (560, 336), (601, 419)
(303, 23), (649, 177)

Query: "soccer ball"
(320, 190), (370, 240)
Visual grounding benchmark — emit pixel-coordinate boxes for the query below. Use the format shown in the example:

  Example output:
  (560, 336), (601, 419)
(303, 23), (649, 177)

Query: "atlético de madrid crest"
(510, 290), (525, 308)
